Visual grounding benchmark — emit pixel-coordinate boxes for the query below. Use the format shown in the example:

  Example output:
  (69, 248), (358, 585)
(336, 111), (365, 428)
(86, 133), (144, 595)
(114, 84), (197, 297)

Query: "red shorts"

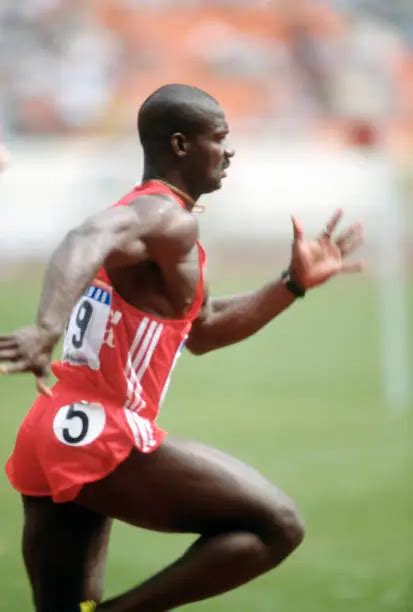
(5, 383), (166, 503)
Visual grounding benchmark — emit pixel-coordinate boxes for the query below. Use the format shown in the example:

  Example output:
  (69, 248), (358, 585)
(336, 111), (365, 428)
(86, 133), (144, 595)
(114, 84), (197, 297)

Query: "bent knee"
(276, 500), (305, 550)
(258, 493), (305, 553)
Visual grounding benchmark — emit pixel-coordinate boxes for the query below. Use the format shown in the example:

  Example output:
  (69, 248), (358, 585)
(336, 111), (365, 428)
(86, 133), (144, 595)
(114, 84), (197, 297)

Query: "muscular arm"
(0, 196), (196, 389)
(186, 279), (295, 355)
(36, 209), (134, 342)
(37, 197), (195, 340)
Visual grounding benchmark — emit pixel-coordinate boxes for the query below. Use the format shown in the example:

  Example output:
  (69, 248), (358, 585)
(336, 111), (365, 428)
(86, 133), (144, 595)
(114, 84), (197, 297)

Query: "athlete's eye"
(215, 132), (228, 142)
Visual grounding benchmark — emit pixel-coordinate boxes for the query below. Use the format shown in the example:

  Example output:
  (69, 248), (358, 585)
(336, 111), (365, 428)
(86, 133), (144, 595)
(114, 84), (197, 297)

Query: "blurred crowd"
(0, 0), (412, 153)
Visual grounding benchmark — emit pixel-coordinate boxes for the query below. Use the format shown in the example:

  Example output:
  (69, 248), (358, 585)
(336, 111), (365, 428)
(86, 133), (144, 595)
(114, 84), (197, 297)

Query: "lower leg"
(22, 496), (111, 612)
(97, 527), (302, 612)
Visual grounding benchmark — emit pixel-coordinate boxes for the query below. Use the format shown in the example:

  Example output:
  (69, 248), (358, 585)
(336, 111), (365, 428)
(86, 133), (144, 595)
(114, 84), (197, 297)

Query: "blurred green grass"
(0, 270), (412, 611)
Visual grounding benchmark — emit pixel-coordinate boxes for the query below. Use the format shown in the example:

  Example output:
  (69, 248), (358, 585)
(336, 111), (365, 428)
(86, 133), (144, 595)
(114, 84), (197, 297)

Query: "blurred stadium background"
(0, 1), (412, 610)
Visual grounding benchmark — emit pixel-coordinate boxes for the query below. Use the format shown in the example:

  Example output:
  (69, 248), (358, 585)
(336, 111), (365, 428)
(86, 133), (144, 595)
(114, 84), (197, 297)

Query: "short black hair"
(138, 84), (220, 158)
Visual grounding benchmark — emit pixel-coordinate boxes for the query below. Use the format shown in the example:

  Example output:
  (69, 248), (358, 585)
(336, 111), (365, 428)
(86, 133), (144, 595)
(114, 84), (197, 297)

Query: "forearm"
(36, 228), (109, 340)
(187, 279), (297, 354)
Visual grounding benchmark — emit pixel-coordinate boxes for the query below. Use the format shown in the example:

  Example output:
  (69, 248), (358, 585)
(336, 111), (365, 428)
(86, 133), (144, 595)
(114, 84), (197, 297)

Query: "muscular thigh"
(77, 438), (294, 537)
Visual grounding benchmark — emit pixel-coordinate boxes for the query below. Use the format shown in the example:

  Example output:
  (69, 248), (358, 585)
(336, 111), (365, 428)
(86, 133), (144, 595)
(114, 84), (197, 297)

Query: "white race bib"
(62, 285), (111, 370)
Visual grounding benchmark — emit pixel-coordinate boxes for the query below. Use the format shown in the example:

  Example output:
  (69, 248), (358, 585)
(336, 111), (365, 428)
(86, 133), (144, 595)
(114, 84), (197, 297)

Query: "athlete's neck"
(142, 166), (199, 211)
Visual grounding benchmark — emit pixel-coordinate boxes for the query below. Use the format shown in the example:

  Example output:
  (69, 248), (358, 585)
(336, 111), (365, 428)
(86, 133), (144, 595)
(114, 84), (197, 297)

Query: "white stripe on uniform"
(124, 317), (150, 410)
(127, 323), (164, 412)
(124, 319), (164, 412)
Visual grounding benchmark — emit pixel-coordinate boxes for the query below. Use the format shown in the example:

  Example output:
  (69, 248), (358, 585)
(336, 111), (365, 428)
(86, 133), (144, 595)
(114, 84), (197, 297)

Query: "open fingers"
(341, 260), (365, 274)
(0, 359), (49, 376)
(336, 221), (363, 244)
(0, 338), (21, 361)
(36, 377), (53, 397)
(321, 208), (343, 238)
(336, 222), (363, 254)
(0, 349), (22, 362)
(0, 337), (18, 348)
(0, 360), (29, 374)
(291, 215), (304, 241)
(339, 235), (364, 257)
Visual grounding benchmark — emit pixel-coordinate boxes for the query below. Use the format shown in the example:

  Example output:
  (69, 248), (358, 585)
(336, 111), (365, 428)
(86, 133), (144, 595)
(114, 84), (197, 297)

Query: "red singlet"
(5, 180), (206, 502)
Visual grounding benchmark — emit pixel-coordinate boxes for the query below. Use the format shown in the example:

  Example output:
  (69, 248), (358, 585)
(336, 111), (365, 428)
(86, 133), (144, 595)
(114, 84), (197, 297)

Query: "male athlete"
(1, 84), (363, 611)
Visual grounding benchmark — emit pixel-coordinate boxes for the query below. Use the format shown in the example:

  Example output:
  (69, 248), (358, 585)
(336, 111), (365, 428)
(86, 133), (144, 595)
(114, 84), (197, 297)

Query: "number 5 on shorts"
(53, 402), (106, 446)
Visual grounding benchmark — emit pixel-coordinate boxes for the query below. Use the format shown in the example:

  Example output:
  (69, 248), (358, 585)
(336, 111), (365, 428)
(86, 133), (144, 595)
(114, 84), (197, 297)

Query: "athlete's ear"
(171, 133), (189, 158)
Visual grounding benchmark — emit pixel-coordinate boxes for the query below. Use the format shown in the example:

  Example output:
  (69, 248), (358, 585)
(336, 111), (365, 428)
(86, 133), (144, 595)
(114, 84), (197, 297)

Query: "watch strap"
(281, 269), (306, 298)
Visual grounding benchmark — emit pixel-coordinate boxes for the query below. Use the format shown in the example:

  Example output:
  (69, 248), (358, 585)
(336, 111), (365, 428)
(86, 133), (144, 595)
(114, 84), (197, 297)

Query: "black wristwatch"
(281, 269), (306, 298)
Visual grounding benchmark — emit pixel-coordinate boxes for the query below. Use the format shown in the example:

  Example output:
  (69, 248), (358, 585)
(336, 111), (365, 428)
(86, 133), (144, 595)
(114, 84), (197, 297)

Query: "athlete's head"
(138, 84), (234, 196)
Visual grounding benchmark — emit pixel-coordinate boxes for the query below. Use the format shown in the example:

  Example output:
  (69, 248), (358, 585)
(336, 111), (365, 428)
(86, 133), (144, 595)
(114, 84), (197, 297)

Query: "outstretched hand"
(0, 325), (55, 396)
(289, 209), (364, 290)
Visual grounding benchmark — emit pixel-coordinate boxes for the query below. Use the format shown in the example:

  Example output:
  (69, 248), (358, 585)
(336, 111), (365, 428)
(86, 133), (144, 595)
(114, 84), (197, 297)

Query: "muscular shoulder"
(97, 193), (197, 270)
(129, 194), (198, 257)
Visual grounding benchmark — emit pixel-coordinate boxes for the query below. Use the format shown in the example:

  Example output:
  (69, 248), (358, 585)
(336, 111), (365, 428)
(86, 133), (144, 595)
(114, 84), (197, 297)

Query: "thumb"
(291, 215), (304, 242)
(36, 376), (53, 398)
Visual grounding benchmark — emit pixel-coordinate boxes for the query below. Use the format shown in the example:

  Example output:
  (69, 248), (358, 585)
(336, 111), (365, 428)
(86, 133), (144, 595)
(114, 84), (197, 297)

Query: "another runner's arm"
(186, 210), (363, 355)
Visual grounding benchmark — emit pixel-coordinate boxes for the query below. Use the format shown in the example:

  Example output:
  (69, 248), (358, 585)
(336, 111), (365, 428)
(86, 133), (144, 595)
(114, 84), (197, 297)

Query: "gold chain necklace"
(155, 179), (205, 213)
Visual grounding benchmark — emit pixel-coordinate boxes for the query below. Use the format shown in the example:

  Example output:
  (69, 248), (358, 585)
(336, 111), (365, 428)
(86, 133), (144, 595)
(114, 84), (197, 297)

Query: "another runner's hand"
(0, 325), (55, 396)
(289, 209), (364, 290)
